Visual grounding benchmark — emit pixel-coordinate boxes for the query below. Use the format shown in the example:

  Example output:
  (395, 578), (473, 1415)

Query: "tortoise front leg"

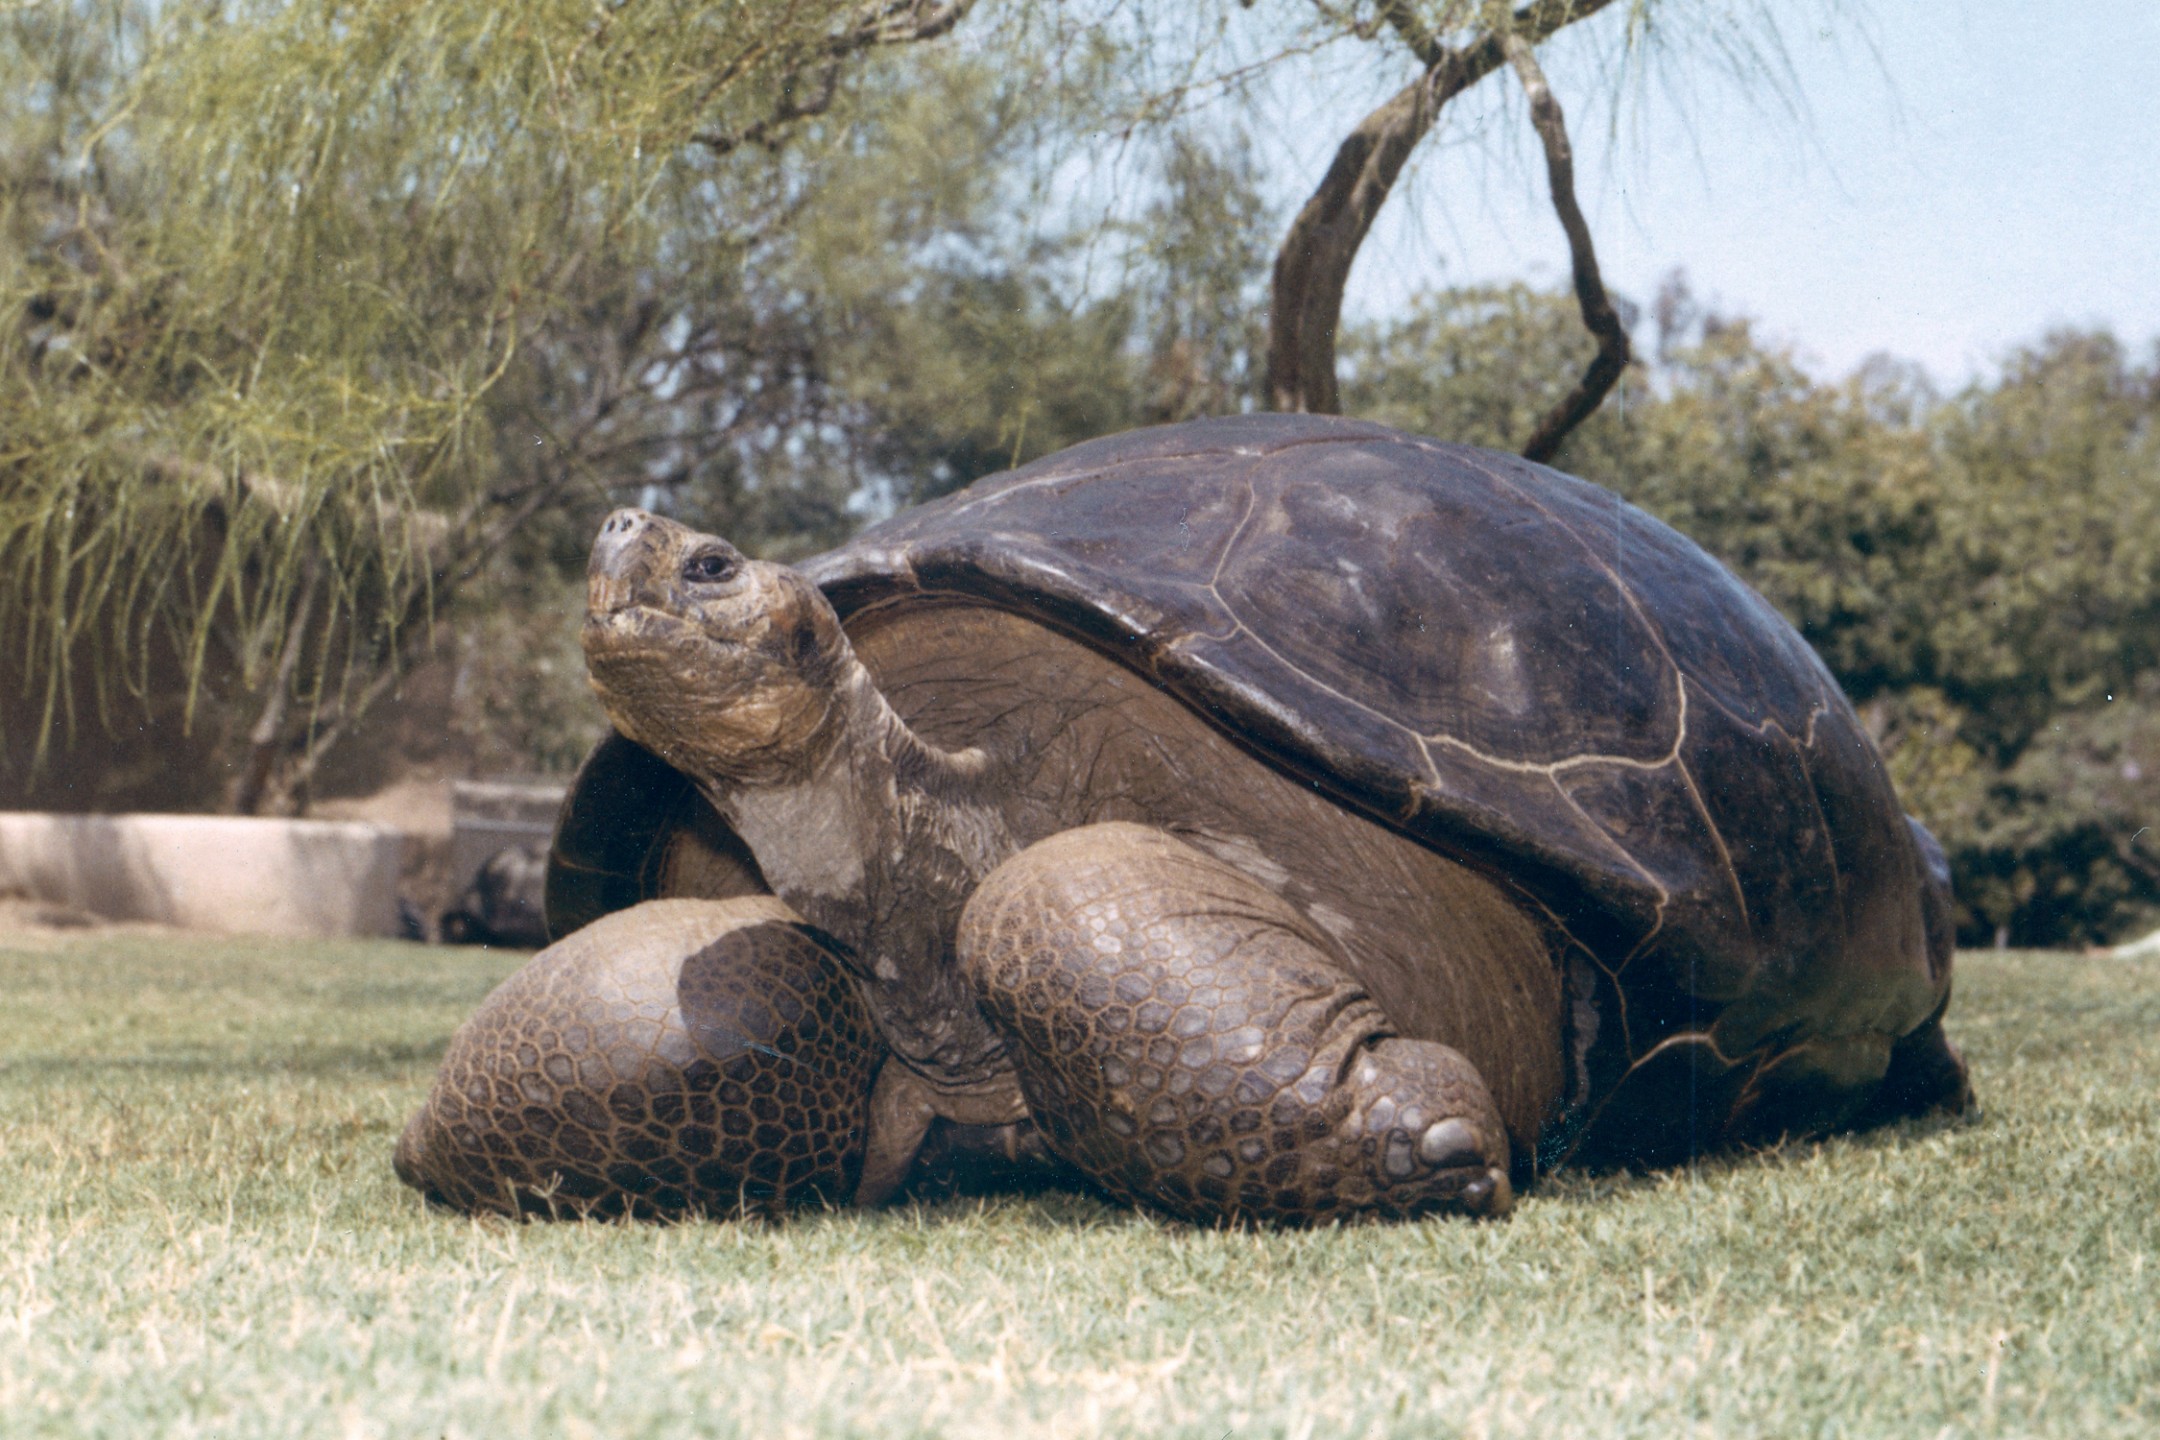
(958, 823), (1513, 1224)
(396, 897), (884, 1218)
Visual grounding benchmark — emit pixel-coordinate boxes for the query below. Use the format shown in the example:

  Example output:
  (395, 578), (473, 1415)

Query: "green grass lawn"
(2, 929), (2155, 1439)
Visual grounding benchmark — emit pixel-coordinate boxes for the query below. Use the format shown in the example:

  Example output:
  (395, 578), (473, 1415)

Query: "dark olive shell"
(552, 414), (1953, 1162)
(809, 415), (1950, 1147)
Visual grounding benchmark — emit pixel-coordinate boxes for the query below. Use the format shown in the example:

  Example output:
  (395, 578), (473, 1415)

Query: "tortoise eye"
(682, 551), (739, 584)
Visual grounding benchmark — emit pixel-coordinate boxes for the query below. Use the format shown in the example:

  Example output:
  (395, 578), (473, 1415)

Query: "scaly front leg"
(958, 823), (1513, 1224)
(397, 897), (884, 1217)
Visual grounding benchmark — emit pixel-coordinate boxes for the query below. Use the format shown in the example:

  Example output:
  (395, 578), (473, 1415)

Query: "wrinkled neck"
(707, 658), (1018, 1082)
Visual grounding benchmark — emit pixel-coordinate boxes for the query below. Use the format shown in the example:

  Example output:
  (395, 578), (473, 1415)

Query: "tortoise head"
(583, 508), (854, 786)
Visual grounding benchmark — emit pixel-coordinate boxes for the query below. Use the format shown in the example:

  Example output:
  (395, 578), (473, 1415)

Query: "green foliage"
(1345, 284), (1631, 451)
(783, 51), (1272, 506)
(444, 566), (601, 779)
(1135, 130), (1270, 424)
(0, 3), (1283, 805)
(1346, 281), (2160, 946)
(0, 0), (976, 796)
(1927, 333), (2160, 756)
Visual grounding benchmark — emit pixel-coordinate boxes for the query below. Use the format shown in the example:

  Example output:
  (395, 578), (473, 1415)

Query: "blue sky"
(1258, 0), (2160, 386)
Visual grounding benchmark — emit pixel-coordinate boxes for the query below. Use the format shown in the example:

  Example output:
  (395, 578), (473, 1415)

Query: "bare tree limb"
(226, 554), (320, 815)
(694, 0), (973, 156)
(1264, 0), (1615, 414)
(841, 0), (973, 48)
(273, 637), (429, 812)
(1264, 73), (1429, 414)
(1502, 27), (1631, 464)
(2111, 827), (2160, 886)
(695, 59), (849, 157)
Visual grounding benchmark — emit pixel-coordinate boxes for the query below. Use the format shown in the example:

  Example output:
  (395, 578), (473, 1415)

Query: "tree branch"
(840, 0), (972, 48)
(275, 633), (432, 812)
(694, 59), (848, 157)
(693, 0), (973, 156)
(226, 555), (320, 816)
(2111, 827), (2160, 886)
(1503, 27), (1631, 464)
(1264, 0), (1615, 414)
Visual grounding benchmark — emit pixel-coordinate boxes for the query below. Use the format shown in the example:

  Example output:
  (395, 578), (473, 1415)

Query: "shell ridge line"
(1168, 478), (1261, 643)
(926, 462), (1139, 525)
(1681, 668), (1815, 749)
(1793, 729), (1852, 952)
(1454, 449), (1689, 684)
(1612, 903), (1667, 973)
(1200, 614), (1430, 750)
(1248, 427), (1403, 458)
(1550, 1026), (1745, 1169)
(1676, 686), (1851, 983)
(1205, 479), (1261, 593)
(1419, 663), (1689, 778)
(1511, 881), (1612, 985)
(1670, 676), (1754, 936)
(1800, 696), (1830, 750)
(1665, 677), (1849, 938)
(1441, 450), (1688, 767)
(1626, 1026), (1745, 1072)
(1538, 1031), (1640, 1170)
(1526, 465), (1838, 766)
(1618, 685), (1688, 968)
(1544, 770), (1674, 926)
(1723, 1048), (1779, 1125)
(1412, 734), (1445, 789)
(922, 435), (1285, 527)
(1199, 453), (1671, 771)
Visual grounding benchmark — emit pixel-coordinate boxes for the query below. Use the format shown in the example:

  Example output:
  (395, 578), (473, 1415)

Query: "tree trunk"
(1264, 0), (1617, 415)
(1502, 27), (1632, 464)
(226, 559), (321, 816)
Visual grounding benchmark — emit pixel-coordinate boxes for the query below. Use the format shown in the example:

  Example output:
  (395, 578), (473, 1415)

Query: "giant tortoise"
(396, 413), (1969, 1224)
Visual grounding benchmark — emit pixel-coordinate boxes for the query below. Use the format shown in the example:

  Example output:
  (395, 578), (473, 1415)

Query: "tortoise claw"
(1459, 1168), (1514, 1218)
(1417, 1117), (1483, 1170)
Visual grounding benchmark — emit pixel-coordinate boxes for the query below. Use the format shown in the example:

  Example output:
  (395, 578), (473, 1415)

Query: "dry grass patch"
(2, 934), (2156, 1438)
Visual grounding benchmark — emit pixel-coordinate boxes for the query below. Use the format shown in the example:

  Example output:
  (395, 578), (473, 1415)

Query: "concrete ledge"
(2108, 927), (2160, 960)
(0, 813), (403, 938)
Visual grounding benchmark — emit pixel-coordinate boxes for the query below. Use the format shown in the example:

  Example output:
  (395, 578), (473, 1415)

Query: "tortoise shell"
(549, 413), (1952, 1164)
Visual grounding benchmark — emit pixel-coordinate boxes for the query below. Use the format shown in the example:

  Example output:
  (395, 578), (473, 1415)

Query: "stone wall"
(0, 813), (403, 938)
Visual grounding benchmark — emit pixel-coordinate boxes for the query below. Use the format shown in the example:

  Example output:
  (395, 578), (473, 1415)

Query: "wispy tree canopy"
(0, 0), (972, 797)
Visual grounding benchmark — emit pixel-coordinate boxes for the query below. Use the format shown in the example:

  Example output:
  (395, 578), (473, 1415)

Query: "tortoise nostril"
(591, 510), (660, 585)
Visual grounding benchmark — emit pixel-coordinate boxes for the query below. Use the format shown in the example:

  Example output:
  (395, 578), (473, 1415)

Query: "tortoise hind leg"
(958, 822), (1512, 1225)
(1708, 1003), (1970, 1151)
(1854, 1005), (1973, 1130)
(396, 897), (884, 1218)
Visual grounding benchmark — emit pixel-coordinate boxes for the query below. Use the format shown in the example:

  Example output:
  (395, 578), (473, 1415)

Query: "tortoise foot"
(1856, 1008), (1973, 1129)
(1339, 1037), (1515, 1218)
(959, 823), (1512, 1225)
(396, 897), (884, 1218)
